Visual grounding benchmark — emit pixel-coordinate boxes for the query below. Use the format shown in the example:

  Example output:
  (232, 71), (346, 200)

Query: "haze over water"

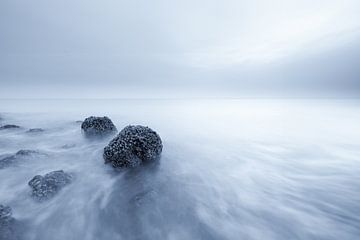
(0, 99), (359, 240)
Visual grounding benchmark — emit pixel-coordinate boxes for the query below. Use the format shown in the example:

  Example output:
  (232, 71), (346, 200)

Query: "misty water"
(0, 99), (360, 240)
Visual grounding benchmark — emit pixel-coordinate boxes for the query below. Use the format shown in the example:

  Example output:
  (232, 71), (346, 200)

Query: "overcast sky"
(1, 0), (360, 98)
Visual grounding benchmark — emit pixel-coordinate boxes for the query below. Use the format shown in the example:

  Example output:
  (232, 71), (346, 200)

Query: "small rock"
(0, 205), (12, 222)
(0, 150), (41, 169)
(61, 143), (76, 149)
(15, 150), (39, 156)
(103, 125), (163, 168)
(0, 125), (20, 130)
(0, 205), (17, 240)
(26, 128), (44, 133)
(0, 154), (14, 169)
(81, 116), (117, 137)
(28, 170), (72, 200)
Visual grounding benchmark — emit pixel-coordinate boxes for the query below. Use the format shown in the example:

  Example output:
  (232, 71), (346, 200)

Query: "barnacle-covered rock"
(81, 116), (117, 137)
(103, 125), (163, 168)
(28, 170), (72, 201)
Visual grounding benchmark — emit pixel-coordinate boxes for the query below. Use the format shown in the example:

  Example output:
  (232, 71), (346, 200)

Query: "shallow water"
(0, 99), (360, 240)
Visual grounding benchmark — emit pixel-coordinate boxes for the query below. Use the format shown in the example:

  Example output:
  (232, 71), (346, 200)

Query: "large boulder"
(81, 116), (117, 137)
(28, 170), (72, 201)
(103, 125), (163, 168)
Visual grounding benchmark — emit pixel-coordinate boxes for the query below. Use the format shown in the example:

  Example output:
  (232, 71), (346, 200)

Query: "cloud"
(0, 0), (360, 98)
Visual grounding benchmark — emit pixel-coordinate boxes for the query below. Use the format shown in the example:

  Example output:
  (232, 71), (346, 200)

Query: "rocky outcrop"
(103, 125), (163, 168)
(28, 170), (72, 201)
(81, 116), (117, 137)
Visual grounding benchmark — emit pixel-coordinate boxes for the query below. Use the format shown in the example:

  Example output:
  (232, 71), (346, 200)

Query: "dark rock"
(0, 125), (20, 130)
(28, 170), (72, 200)
(0, 150), (41, 169)
(26, 128), (44, 133)
(81, 116), (117, 137)
(103, 125), (163, 168)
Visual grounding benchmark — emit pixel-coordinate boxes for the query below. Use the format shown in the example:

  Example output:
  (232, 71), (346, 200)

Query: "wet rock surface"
(28, 170), (72, 201)
(0, 125), (20, 130)
(103, 125), (163, 168)
(0, 150), (42, 169)
(0, 205), (19, 240)
(81, 116), (117, 137)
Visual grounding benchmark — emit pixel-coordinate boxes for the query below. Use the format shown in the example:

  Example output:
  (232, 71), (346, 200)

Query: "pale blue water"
(0, 99), (360, 240)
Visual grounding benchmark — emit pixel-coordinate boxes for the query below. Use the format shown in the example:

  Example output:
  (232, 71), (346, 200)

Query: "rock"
(0, 205), (18, 240)
(26, 128), (44, 133)
(0, 125), (20, 130)
(81, 116), (117, 137)
(0, 155), (14, 169)
(0, 205), (12, 222)
(103, 125), (163, 168)
(0, 150), (41, 169)
(15, 150), (39, 156)
(28, 170), (72, 201)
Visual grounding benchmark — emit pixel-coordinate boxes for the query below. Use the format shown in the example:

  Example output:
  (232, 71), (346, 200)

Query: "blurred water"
(0, 99), (360, 240)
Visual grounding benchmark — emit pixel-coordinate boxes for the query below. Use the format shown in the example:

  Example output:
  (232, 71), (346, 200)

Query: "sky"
(1, 0), (360, 98)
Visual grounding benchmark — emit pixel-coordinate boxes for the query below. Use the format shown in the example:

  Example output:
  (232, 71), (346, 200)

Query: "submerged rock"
(61, 143), (76, 149)
(28, 170), (72, 201)
(81, 116), (117, 137)
(0, 150), (41, 169)
(0, 125), (20, 130)
(26, 128), (44, 133)
(0, 205), (18, 240)
(15, 150), (39, 156)
(103, 125), (163, 168)
(0, 205), (12, 222)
